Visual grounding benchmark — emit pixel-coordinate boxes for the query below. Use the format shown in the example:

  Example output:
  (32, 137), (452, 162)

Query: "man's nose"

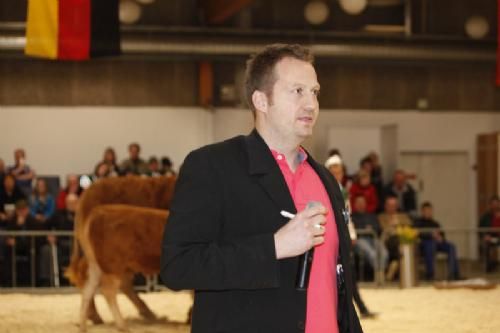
(303, 91), (318, 110)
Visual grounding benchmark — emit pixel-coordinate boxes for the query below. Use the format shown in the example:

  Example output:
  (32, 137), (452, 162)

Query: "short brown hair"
(244, 44), (314, 113)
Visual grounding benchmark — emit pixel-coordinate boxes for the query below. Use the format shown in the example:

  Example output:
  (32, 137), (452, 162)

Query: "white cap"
(325, 155), (343, 168)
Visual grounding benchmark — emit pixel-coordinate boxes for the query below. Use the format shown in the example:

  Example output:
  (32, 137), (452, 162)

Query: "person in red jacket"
(350, 170), (378, 214)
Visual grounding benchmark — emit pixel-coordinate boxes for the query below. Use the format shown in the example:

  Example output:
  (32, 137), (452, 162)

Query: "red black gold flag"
(25, 0), (121, 60)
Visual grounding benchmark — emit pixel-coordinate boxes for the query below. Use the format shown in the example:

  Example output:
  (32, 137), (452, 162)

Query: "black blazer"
(161, 130), (362, 333)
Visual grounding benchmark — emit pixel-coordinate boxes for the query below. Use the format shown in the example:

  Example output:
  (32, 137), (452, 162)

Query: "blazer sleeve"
(160, 149), (280, 291)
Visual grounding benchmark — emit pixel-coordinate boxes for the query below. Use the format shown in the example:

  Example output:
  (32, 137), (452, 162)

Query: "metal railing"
(1, 227), (499, 290)
(354, 227), (500, 284)
(0, 230), (73, 288)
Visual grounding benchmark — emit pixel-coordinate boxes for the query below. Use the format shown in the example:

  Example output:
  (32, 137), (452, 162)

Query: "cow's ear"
(252, 90), (268, 114)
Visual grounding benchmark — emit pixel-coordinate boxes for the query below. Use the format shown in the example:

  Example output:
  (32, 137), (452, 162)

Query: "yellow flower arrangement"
(396, 225), (419, 244)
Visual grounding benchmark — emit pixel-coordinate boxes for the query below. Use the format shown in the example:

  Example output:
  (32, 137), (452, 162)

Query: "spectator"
(7, 148), (36, 197)
(94, 161), (111, 179)
(119, 143), (149, 176)
(0, 174), (26, 223)
(96, 147), (120, 177)
(350, 169), (378, 213)
(351, 195), (388, 274)
(367, 152), (384, 210)
(384, 169), (417, 217)
(56, 174), (82, 211)
(479, 195), (500, 272)
(148, 156), (162, 177)
(414, 202), (461, 280)
(38, 193), (77, 286)
(30, 178), (55, 223)
(359, 156), (373, 175)
(3, 200), (38, 286)
(378, 196), (413, 281)
(0, 158), (5, 185)
(160, 156), (176, 177)
(325, 154), (351, 195)
(325, 155), (377, 318)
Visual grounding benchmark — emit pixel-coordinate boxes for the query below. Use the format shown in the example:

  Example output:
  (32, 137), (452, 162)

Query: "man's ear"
(252, 90), (268, 113)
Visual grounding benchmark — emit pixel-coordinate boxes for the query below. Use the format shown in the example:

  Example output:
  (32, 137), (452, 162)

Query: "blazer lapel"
(244, 129), (296, 216)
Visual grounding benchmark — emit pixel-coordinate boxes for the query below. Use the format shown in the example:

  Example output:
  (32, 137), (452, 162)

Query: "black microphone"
(296, 201), (322, 291)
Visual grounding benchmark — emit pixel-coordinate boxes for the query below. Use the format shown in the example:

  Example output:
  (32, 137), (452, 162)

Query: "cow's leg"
(88, 298), (104, 324)
(121, 274), (157, 321)
(101, 275), (128, 332)
(79, 263), (101, 333)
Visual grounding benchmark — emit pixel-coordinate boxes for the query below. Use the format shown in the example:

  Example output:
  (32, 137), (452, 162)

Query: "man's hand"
(6, 237), (15, 246)
(274, 204), (327, 260)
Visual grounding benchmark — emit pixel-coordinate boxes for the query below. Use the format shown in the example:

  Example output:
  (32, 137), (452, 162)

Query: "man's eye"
(294, 88), (303, 94)
(313, 90), (320, 97)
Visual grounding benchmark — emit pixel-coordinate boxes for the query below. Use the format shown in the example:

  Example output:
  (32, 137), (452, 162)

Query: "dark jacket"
(384, 182), (417, 215)
(0, 186), (26, 213)
(160, 130), (362, 333)
(351, 212), (381, 237)
(414, 217), (443, 241)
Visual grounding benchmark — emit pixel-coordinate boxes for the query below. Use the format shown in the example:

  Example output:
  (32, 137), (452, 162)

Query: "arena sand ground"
(0, 286), (498, 332)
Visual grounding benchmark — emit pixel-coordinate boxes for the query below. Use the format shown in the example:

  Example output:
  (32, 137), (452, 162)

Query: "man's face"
(354, 196), (367, 213)
(422, 206), (433, 219)
(129, 146), (139, 159)
(150, 161), (159, 171)
(14, 149), (25, 163)
(258, 57), (320, 143)
(385, 198), (399, 214)
(359, 174), (370, 187)
(16, 206), (29, 219)
(394, 172), (406, 188)
(328, 164), (343, 183)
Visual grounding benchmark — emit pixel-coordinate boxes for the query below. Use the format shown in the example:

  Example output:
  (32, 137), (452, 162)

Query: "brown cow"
(66, 176), (176, 324)
(79, 205), (169, 332)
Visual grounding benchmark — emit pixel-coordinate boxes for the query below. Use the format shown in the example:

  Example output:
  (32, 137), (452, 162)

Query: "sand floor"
(0, 286), (499, 333)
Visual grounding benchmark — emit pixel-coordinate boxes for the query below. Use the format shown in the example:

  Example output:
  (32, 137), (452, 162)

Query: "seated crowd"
(0, 144), (175, 287)
(324, 150), (498, 282)
(0, 144), (498, 286)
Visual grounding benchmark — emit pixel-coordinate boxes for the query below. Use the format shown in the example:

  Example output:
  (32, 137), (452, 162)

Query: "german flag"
(25, 0), (121, 60)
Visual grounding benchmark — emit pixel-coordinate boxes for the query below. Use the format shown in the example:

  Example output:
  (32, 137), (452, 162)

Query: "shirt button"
(277, 155), (283, 160)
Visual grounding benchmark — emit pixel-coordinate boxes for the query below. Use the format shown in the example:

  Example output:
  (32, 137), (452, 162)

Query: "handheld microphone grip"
(296, 248), (314, 290)
(295, 201), (322, 291)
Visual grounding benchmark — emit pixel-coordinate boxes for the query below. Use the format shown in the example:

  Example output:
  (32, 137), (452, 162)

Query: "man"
(147, 156), (162, 177)
(349, 170), (378, 214)
(414, 202), (460, 280)
(3, 200), (38, 286)
(119, 142), (149, 176)
(351, 195), (388, 275)
(378, 196), (412, 281)
(479, 195), (500, 272)
(383, 170), (417, 217)
(161, 44), (362, 333)
(38, 193), (78, 286)
(7, 148), (36, 197)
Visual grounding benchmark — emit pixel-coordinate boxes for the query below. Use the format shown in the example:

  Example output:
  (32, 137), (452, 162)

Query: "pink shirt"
(272, 149), (339, 333)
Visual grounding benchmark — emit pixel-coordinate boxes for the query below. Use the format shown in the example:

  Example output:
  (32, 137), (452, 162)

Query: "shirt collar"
(270, 147), (308, 165)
